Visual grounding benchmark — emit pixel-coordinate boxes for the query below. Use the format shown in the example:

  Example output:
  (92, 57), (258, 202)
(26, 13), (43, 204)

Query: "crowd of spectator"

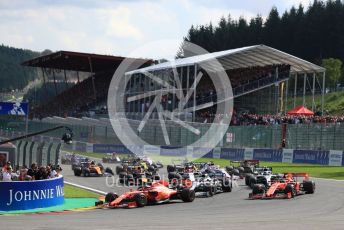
(32, 70), (114, 119)
(0, 161), (62, 182)
(197, 112), (344, 125)
(32, 63), (291, 119)
(193, 64), (290, 107)
(233, 113), (344, 125)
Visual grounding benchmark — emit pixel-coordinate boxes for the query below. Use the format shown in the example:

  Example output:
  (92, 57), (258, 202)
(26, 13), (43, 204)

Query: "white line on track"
(312, 177), (344, 182)
(65, 181), (107, 195)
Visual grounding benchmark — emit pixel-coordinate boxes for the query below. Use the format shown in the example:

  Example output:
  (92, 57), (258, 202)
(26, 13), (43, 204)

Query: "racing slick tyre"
(181, 188), (196, 202)
(232, 169), (240, 176)
(303, 181), (315, 194)
(284, 184), (296, 198)
(116, 165), (124, 175)
(71, 164), (78, 171)
(74, 167), (82, 176)
(245, 174), (253, 185)
(82, 168), (90, 177)
(105, 167), (114, 175)
(133, 193), (147, 207)
(148, 165), (156, 173)
(207, 185), (216, 197)
(225, 166), (234, 173)
(167, 165), (176, 173)
(252, 184), (266, 195)
(249, 177), (257, 189)
(125, 174), (134, 186)
(119, 172), (127, 184)
(105, 192), (119, 203)
(153, 174), (161, 181)
(222, 179), (232, 192)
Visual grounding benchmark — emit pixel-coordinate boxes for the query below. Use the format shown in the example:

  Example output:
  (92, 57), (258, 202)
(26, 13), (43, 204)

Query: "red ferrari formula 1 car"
(249, 173), (315, 199)
(96, 180), (195, 208)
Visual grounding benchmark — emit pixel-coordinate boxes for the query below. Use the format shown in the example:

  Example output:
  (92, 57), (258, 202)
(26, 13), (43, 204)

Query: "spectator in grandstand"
(2, 165), (12, 181)
(18, 165), (29, 181)
(27, 162), (38, 179)
(35, 166), (49, 180)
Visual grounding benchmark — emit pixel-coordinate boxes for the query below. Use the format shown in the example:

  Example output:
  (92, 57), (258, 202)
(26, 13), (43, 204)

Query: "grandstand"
(125, 45), (325, 121)
(22, 51), (153, 118)
(22, 45), (325, 121)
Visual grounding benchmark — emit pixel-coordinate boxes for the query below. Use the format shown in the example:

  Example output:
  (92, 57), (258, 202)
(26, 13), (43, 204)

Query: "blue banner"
(220, 148), (244, 161)
(293, 150), (329, 165)
(75, 142), (86, 152)
(253, 149), (283, 162)
(0, 102), (28, 116)
(160, 146), (187, 156)
(0, 176), (64, 211)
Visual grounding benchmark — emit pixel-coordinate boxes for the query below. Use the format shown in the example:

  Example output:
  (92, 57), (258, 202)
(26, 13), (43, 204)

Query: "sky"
(0, 0), (313, 59)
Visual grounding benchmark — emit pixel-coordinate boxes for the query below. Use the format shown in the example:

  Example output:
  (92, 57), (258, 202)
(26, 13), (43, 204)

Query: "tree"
(321, 58), (343, 89)
(179, 0), (344, 66)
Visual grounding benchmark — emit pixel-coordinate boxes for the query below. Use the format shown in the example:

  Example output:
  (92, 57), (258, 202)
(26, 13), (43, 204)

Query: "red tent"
(287, 106), (314, 116)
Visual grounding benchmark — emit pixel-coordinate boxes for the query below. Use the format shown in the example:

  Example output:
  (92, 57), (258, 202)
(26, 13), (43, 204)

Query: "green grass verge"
(64, 184), (100, 199)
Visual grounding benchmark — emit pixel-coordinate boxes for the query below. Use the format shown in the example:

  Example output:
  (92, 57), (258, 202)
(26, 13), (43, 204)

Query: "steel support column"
(312, 72), (316, 111)
(294, 73), (297, 108)
(303, 73), (306, 106)
(193, 64), (197, 122)
(88, 56), (97, 100)
(322, 71), (326, 115)
(285, 80), (289, 114)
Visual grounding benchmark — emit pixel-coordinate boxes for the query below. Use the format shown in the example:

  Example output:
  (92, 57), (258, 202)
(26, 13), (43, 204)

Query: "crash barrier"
(0, 176), (64, 211)
(2, 119), (344, 151)
(14, 140), (61, 167)
(0, 138), (61, 167)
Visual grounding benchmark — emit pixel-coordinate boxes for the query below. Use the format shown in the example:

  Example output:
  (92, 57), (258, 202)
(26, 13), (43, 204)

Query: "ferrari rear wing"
(283, 173), (309, 180)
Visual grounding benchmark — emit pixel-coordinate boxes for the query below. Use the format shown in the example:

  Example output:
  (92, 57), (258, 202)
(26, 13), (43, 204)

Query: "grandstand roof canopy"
(22, 51), (153, 73)
(127, 44), (325, 75)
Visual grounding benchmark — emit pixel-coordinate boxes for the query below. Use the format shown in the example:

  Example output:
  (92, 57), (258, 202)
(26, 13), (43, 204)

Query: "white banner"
(329, 150), (343, 166)
(187, 146), (193, 157)
(244, 148), (254, 160)
(282, 149), (294, 163)
(143, 145), (160, 155)
(226, 133), (234, 143)
(213, 147), (221, 159)
(86, 143), (94, 153)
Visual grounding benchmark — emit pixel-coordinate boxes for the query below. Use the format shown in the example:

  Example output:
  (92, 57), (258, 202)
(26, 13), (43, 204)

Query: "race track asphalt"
(3, 161), (344, 230)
